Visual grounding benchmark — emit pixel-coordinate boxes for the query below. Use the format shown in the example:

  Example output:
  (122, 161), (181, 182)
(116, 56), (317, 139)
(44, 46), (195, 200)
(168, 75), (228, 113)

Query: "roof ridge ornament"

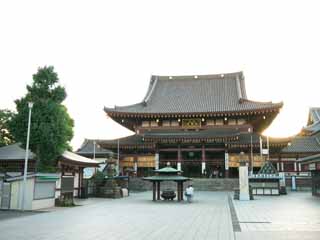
(143, 75), (158, 105)
(236, 74), (243, 102)
(313, 109), (320, 122)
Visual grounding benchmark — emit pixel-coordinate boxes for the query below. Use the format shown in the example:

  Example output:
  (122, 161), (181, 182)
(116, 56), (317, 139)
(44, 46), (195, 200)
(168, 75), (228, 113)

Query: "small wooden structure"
(2, 173), (59, 210)
(249, 161), (281, 196)
(143, 163), (190, 202)
(299, 153), (320, 197)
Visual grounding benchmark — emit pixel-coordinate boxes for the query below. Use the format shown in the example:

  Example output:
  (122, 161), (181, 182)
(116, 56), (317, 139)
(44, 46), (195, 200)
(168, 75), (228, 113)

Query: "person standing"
(185, 184), (194, 203)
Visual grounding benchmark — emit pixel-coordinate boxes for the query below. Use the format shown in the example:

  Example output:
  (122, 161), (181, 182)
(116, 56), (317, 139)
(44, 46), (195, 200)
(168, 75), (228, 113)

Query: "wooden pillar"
(225, 152), (229, 178)
(157, 181), (161, 200)
(134, 156), (138, 176)
(181, 182), (184, 201)
(152, 182), (156, 201)
(202, 145), (206, 176)
(177, 145), (182, 171)
(78, 167), (82, 198)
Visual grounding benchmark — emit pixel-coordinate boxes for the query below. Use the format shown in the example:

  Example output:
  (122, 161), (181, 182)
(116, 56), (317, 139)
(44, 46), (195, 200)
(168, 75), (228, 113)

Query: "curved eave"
(98, 143), (155, 150)
(59, 158), (100, 168)
(144, 136), (239, 144)
(143, 176), (190, 181)
(104, 103), (283, 119)
(227, 142), (290, 149)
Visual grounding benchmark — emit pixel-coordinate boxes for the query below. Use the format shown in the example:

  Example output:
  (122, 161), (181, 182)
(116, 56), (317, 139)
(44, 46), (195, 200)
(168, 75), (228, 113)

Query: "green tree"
(10, 66), (74, 172)
(0, 109), (15, 147)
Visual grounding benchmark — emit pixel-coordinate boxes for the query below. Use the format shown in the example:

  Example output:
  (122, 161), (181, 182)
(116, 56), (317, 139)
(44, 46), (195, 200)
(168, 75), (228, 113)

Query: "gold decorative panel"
(182, 119), (201, 128)
(171, 121), (179, 127)
(150, 121), (158, 127)
(137, 156), (155, 167)
(121, 157), (134, 167)
(237, 118), (246, 125)
(228, 154), (265, 168)
(141, 121), (150, 127)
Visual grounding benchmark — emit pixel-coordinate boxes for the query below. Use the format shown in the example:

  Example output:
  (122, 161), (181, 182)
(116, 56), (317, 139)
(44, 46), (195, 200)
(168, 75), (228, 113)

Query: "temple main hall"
(87, 71), (295, 178)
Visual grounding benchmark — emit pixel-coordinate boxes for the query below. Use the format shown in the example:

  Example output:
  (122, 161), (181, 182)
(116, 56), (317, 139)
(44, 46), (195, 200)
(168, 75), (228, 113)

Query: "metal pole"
(93, 140), (96, 160)
(259, 136), (263, 160)
(93, 140), (97, 175)
(22, 102), (33, 211)
(117, 139), (120, 175)
(267, 136), (270, 161)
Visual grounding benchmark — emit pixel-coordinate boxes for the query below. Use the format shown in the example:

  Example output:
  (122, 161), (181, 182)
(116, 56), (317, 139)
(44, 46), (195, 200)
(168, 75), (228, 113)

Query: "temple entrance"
(181, 161), (202, 178)
(159, 149), (228, 178)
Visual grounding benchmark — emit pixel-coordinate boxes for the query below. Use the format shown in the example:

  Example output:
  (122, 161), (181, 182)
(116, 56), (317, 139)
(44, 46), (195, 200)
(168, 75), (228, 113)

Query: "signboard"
(262, 149), (269, 155)
(225, 153), (229, 170)
(309, 163), (316, 171)
(61, 176), (74, 193)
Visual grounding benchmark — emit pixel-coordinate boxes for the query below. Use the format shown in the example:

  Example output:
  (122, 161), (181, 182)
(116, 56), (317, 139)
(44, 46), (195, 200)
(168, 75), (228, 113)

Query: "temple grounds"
(0, 192), (319, 240)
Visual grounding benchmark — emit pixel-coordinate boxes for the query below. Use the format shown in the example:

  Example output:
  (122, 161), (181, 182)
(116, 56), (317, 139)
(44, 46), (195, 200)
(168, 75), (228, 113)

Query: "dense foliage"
(10, 66), (74, 172)
(0, 109), (15, 147)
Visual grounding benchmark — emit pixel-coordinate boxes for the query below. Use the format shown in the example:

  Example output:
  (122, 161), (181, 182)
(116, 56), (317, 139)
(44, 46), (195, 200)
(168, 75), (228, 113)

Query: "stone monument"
(239, 152), (250, 201)
(99, 159), (122, 198)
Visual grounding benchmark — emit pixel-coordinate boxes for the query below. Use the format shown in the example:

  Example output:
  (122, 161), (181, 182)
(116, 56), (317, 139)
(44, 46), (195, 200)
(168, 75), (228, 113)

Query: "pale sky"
(0, 0), (319, 149)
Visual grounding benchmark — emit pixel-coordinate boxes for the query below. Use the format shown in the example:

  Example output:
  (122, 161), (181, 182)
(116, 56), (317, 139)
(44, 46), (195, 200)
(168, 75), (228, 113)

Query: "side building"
(280, 108), (320, 174)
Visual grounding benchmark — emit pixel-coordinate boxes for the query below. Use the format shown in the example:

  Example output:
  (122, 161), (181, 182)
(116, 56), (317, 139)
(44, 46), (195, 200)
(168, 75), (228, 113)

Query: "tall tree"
(0, 109), (15, 147)
(10, 66), (74, 172)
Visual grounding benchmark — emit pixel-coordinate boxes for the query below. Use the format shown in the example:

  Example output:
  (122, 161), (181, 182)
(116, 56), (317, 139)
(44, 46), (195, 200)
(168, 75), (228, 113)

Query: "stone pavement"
(0, 191), (319, 240)
(0, 192), (234, 240)
(0, 210), (43, 222)
(233, 191), (320, 240)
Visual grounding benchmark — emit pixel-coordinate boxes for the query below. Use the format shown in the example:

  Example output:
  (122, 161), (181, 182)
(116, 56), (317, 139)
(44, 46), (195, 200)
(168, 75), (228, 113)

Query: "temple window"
(228, 119), (236, 125)
(150, 121), (158, 127)
(215, 119), (223, 126)
(171, 121), (179, 127)
(162, 120), (170, 127)
(206, 119), (215, 126)
(237, 118), (246, 125)
(142, 121), (150, 127)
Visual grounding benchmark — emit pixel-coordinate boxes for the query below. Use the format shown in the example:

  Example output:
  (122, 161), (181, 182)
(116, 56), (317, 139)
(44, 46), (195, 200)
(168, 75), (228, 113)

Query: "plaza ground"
(0, 191), (319, 240)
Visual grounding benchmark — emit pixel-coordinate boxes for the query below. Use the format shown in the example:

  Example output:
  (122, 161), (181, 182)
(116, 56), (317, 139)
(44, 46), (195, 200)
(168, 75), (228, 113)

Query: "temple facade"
(85, 71), (297, 178)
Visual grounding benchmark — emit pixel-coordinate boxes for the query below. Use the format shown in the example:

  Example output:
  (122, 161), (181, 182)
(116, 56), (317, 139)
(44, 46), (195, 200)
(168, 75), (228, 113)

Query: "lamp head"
(28, 102), (34, 108)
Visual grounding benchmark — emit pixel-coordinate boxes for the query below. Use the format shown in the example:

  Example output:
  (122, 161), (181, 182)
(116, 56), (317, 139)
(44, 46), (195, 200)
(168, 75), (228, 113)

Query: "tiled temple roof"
(77, 139), (114, 157)
(298, 153), (320, 163)
(303, 108), (320, 135)
(281, 132), (320, 153)
(143, 128), (240, 140)
(308, 108), (320, 124)
(0, 143), (35, 161)
(96, 130), (291, 149)
(104, 72), (283, 115)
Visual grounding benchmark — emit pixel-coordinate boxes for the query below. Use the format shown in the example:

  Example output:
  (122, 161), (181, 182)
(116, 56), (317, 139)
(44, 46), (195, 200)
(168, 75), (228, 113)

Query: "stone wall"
(128, 178), (239, 192)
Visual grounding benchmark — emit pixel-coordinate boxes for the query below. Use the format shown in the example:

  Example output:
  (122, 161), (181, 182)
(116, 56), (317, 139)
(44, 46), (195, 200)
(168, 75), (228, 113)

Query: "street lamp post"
(117, 139), (120, 175)
(21, 102), (33, 211)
